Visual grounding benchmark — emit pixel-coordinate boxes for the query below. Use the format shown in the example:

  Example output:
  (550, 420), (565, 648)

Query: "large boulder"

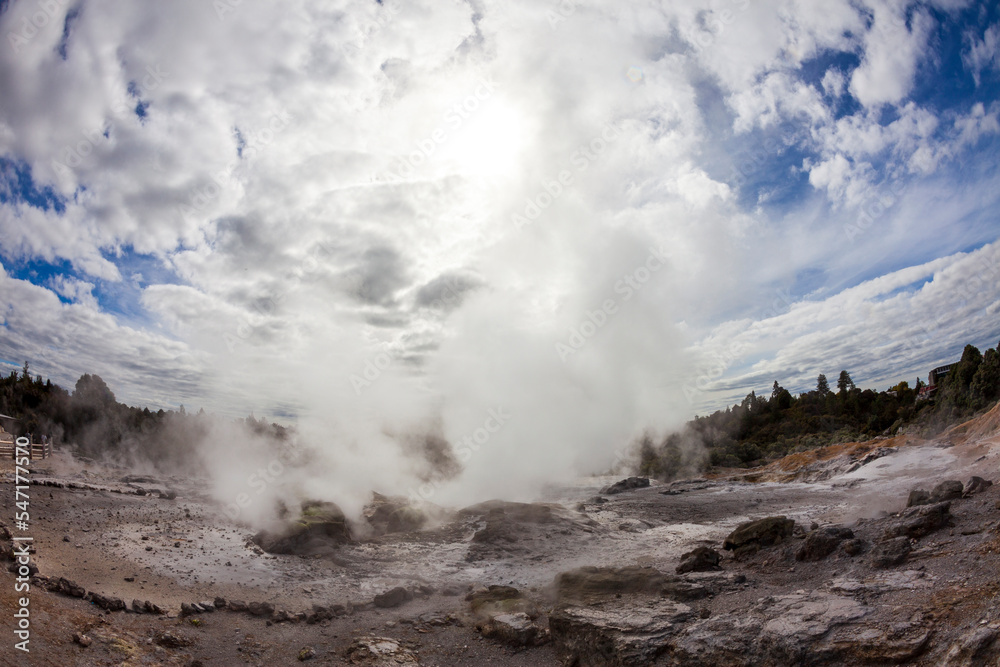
(373, 587), (412, 609)
(884, 502), (951, 540)
(676, 546), (721, 574)
(601, 477), (650, 495)
(666, 592), (931, 666)
(549, 599), (696, 667)
(908, 481), (965, 507)
(723, 516), (795, 558)
(871, 536), (912, 569)
(795, 526), (854, 562)
(964, 476), (993, 496)
(476, 612), (548, 647)
(363, 493), (429, 537)
(345, 636), (420, 666)
(252, 501), (352, 555)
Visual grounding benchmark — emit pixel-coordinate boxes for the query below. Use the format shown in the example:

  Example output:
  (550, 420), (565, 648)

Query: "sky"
(1, 0), (1000, 497)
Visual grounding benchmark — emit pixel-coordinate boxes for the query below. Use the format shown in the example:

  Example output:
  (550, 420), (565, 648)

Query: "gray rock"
(247, 601), (274, 617)
(942, 623), (1000, 666)
(931, 480), (965, 502)
(884, 502), (951, 540)
(601, 477), (651, 495)
(964, 476), (993, 496)
(907, 488), (931, 507)
(795, 525), (854, 562)
(871, 536), (912, 568)
(477, 612), (548, 647)
(345, 636), (420, 665)
(723, 516), (795, 558)
(373, 587), (412, 609)
(676, 546), (721, 574)
(550, 598), (695, 667)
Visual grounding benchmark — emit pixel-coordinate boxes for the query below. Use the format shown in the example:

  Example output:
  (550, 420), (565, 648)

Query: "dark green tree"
(816, 374), (830, 395)
(837, 370), (854, 394)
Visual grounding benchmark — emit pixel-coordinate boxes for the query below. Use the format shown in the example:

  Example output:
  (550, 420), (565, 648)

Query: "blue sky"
(1, 0), (1000, 493)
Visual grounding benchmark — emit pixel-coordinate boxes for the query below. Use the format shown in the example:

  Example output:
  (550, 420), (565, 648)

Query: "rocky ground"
(2, 404), (1000, 665)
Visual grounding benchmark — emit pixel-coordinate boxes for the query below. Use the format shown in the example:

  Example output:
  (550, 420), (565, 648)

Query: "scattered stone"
(907, 489), (931, 507)
(942, 623), (999, 666)
(931, 480), (965, 502)
(159, 489), (177, 500)
(57, 577), (86, 598)
(345, 636), (420, 665)
(228, 599), (248, 612)
(155, 631), (193, 649)
(871, 536), (912, 568)
(131, 599), (144, 614)
(247, 601), (274, 618)
(676, 546), (721, 574)
(197, 600), (215, 612)
(87, 592), (125, 612)
(550, 599), (695, 666)
(8, 559), (38, 577)
(298, 646), (316, 661)
(143, 601), (164, 615)
(72, 633), (92, 647)
(723, 516), (795, 558)
(213, 597), (227, 610)
(373, 587), (412, 609)
(964, 476), (993, 496)
(796, 526), (854, 562)
(477, 612), (549, 647)
(274, 609), (291, 623)
(180, 603), (197, 616)
(884, 502), (951, 540)
(841, 538), (868, 556)
(601, 477), (650, 495)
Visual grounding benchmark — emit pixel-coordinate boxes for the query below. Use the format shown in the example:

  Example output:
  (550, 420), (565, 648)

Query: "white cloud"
(849, 4), (935, 109)
(964, 22), (1000, 86)
(0, 0), (997, 507)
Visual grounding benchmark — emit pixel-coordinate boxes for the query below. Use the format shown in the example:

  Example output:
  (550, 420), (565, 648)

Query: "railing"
(0, 438), (52, 460)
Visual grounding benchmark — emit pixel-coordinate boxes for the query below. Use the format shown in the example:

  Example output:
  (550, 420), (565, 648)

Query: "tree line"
(638, 340), (1000, 478)
(0, 363), (287, 470)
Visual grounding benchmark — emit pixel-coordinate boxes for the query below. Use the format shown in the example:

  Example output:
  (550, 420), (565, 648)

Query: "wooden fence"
(0, 438), (52, 460)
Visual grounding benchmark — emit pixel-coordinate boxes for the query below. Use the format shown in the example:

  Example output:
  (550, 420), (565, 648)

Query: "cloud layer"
(1, 0), (999, 506)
